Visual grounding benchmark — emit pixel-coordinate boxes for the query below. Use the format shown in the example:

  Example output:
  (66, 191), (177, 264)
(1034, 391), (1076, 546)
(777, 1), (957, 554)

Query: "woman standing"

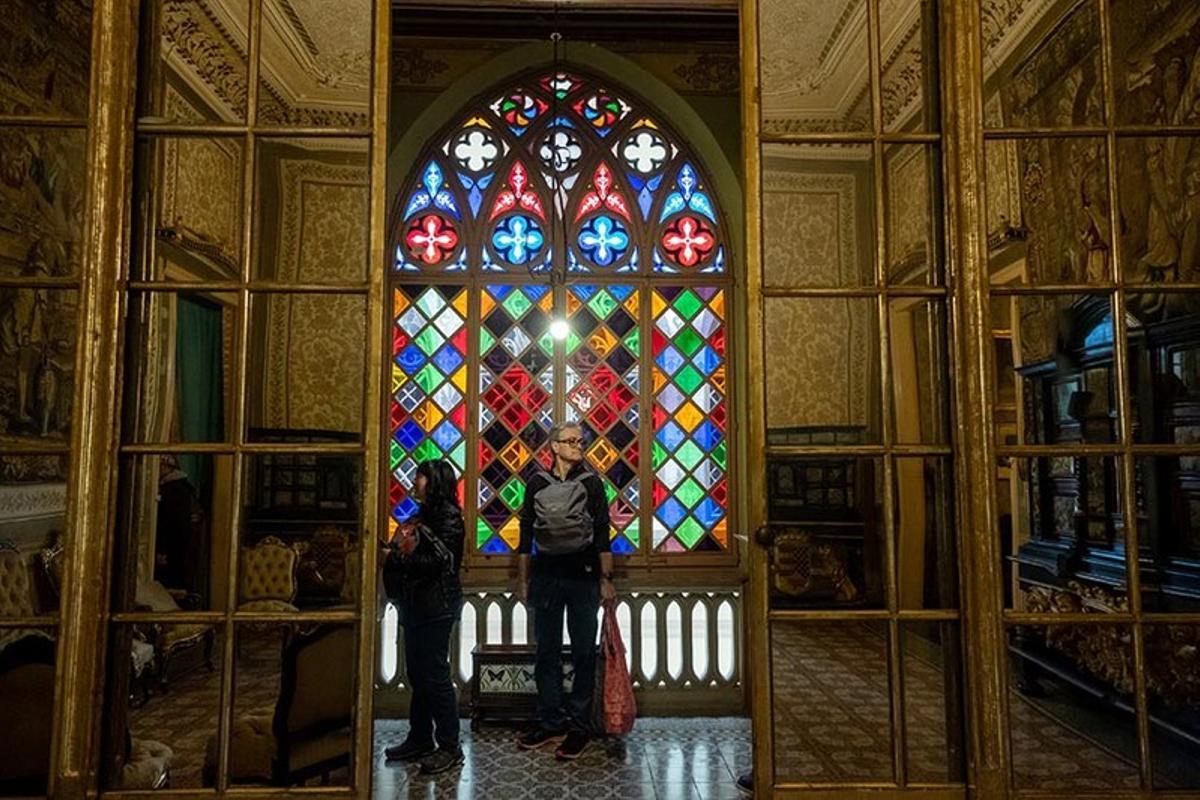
(382, 459), (465, 774)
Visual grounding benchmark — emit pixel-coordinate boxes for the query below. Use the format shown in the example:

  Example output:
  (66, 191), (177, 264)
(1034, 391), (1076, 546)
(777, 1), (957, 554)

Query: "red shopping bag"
(600, 600), (637, 736)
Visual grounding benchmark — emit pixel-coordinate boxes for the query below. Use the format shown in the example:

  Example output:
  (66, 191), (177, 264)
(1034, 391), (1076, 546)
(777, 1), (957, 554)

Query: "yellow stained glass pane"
(675, 400), (704, 432)
(500, 517), (522, 549)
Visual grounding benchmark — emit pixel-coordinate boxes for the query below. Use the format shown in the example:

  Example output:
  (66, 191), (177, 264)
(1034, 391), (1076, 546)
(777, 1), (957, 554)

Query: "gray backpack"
(532, 471), (594, 555)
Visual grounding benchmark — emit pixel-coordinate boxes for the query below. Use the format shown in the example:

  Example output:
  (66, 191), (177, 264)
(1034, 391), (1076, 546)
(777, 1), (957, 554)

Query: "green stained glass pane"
(587, 290), (618, 319)
(673, 289), (703, 320)
(675, 477), (705, 509)
(479, 327), (496, 353)
(565, 331), (581, 354)
(539, 331), (556, 356)
(623, 329), (639, 353)
(413, 439), (443, 462)
(712, 441), (728, 470)
(502, 289), (533, 319)
(676, 516), (706, 549)
(413, 326), (446, 355)
(675, 441), (704, 471)
(626, 519), (640, 547)
(413, 364), (445, 394)
(416, 288), (447, 318)
(450, 441), (466, 469)
(476, 518), (494, 549)
(673, 328), (703, 357)
(499, 477), (526, 510)
(674, 365), (704, 395)
(652, 442), (668, 469)
(390, 440), (404, 470)
(603, 480), (617, 504)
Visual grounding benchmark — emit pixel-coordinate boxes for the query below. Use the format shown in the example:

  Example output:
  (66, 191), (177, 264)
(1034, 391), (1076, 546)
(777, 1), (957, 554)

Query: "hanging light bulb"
(549, 318), (571, 340)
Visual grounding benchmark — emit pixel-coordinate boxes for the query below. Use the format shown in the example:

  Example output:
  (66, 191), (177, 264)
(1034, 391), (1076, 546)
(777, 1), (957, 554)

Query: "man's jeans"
(530, 573), (599, 734)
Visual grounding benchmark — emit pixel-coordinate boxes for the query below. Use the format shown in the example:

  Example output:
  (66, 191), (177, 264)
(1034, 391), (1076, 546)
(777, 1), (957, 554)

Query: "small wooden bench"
(469, 644), (596, 730)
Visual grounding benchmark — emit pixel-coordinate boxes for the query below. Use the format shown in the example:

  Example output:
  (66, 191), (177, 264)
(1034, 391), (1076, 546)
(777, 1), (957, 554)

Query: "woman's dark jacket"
(382, 501), (464, 626)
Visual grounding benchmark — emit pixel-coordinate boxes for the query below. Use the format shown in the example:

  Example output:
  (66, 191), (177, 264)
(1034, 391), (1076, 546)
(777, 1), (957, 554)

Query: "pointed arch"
(387, 52), (738, 558)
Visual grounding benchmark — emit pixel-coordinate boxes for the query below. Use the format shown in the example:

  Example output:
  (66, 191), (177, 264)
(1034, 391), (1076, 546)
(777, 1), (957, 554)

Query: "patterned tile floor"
(372, 718), (752, 800)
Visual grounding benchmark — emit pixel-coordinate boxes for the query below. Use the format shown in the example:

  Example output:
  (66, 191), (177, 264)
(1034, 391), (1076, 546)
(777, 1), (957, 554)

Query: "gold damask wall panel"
(762, 145), (873, 288)
(764, 297), (877, 435)
(885, 144), (939, 284)
(255, 293), (366, 437)
(254, 139), (369, 283)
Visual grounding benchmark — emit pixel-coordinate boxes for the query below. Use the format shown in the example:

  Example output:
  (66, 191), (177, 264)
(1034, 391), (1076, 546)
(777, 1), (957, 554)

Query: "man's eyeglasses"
(555, 437), (585, 446)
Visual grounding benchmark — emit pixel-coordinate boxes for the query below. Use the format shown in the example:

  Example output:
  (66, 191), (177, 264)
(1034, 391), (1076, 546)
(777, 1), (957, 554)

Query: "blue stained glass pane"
(656, 497), (688, 528)
(489, 285), (513, 301)
(655, 345), (686, 375)
(481, 538), (511, 554)
(572, 284), (597, 302)
(468, 185), (484, 216)
(393, 497), (419, 522)
(432, 343), (464, 374)
(694, 498), (725, 527)
(525, 284), (552, 301)
(655, 421), (687, 452)
(396, 343), (427, 374)
(693, 420), (723, 451)
(394, 420), (424, 449)
(396, 383), (423, 413)
(611, 536), (636, 554)
(638, 186), (653, 219)
(609, 284), (635, 301)
(693, 345), (721, 376)
(431, 420), (463, 451)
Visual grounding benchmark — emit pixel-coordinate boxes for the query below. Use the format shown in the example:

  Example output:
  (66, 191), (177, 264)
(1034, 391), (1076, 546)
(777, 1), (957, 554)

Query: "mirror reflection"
(137, 0), (250, 124)
(121, 291), (237, 444)
(112, 453), (235, 614)
(131, 136), (245, 282)
(252, 138), (369, 284)
(102, 624), (221, 790)
(759, 0), (870, 134)
(257, 0), (371, 128)
(762, 144), (874, 288)
(246, 293), (367, 443)
(1007, 623), (1140, 791)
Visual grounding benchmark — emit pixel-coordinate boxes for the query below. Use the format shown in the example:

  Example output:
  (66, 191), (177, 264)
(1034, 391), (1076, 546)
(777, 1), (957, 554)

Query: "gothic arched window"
(389, 68), (732, 558)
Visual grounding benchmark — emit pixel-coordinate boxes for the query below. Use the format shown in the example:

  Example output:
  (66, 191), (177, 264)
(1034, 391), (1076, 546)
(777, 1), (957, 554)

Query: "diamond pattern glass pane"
(652, 287), (728, 551)
(390, 285), (468, 532)
(566, 284), (641, 553)
(477, 284), (555, 553)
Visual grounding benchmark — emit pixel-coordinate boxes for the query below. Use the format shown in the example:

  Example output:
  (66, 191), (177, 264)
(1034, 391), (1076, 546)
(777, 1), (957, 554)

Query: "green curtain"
(175, 295), (224, 502)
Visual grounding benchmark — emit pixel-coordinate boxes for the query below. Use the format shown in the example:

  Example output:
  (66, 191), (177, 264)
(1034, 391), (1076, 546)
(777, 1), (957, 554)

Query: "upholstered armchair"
(133, 579), (215, 690)
(238, 536), (300, 613)
(205, 625), (354, 786)
(0, 541), (40, 652)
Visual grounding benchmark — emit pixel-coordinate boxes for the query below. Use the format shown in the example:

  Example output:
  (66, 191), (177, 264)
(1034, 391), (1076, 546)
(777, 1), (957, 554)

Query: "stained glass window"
(390, 69), (733, 558)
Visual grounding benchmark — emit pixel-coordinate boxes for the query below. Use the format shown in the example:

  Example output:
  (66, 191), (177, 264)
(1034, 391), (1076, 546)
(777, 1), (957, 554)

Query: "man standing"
(516, 422), (617, 759)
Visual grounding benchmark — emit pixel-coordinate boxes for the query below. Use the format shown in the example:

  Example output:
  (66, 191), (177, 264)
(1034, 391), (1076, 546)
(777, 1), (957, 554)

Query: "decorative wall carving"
(673, 53), (740, 94)
(161, 0), (249, 121)
(391, 49), (450, 87)
(263, 157), (368, 434)
(880, 20), (925, 130)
